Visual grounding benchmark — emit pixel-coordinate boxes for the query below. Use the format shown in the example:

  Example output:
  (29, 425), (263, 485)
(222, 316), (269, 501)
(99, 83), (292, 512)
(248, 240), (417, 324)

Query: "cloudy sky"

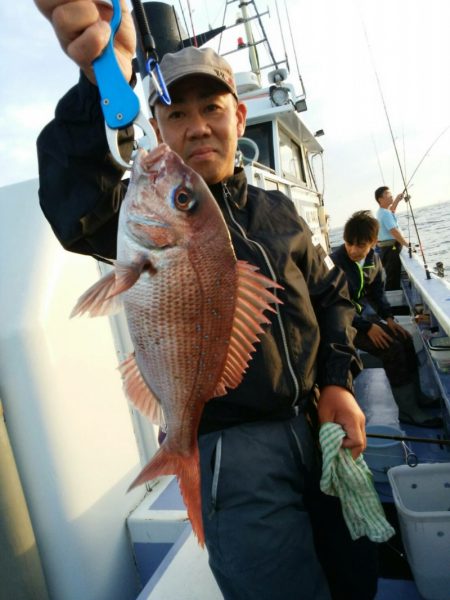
(1, 0), (449, 226)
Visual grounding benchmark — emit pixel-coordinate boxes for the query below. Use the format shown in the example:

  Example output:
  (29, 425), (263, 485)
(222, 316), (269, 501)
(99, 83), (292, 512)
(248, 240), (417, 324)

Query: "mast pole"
(239, 1), (260, 80)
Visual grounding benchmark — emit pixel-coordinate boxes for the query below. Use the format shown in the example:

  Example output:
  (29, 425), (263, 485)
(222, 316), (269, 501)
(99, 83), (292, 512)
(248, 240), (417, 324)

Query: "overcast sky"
(1, 0), (449, 226)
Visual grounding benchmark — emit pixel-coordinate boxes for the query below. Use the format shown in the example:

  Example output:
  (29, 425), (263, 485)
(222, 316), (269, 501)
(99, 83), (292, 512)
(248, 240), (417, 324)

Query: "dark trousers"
(379, 242), (402, 290)
(198, 412), (378, 600)
(354, 319), (417, 387)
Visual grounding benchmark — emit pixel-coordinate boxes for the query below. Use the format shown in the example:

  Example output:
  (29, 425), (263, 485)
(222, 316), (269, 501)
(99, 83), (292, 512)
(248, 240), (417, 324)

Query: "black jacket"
(37, 74), (361, 432)
(330, 245), (394, 334)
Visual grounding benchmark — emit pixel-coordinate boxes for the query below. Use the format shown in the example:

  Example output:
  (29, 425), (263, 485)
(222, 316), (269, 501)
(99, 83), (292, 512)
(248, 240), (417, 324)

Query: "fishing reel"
(433, 262), (445, 278)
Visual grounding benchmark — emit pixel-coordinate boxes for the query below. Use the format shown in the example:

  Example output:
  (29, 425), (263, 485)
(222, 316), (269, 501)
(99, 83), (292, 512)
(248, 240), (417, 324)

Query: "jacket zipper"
(353, 260), (375, 313)
(222, 183), (300, 407)
(355, 262), (364, 300)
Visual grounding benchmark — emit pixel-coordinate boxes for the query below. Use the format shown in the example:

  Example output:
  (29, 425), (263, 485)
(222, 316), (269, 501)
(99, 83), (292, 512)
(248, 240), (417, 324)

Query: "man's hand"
(389, 227), (409, 248)
(386, 317), (410, 339)
(390, 192), (405, 213)
(367, 323), (393, 349)
(34, 0), (136, 84)
(317, 385), (366, 459)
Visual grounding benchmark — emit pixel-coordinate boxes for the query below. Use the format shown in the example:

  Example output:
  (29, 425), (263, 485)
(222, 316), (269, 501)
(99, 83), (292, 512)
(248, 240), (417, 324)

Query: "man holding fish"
(34, 1), (378, 598)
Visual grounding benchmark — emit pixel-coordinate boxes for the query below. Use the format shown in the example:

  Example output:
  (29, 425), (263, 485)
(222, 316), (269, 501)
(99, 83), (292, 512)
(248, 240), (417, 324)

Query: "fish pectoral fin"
(212, 260), (283, 397)
(70, 270), (123, 318)
(119, 354), (164, 424)
(112, 257), (156, 295)
(70, 257), (155, 318)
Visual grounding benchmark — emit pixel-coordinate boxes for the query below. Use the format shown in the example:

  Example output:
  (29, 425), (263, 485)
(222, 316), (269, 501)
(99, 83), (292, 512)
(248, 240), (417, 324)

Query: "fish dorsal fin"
(212, 261), (282, 398)
(119, 354), (164, 425)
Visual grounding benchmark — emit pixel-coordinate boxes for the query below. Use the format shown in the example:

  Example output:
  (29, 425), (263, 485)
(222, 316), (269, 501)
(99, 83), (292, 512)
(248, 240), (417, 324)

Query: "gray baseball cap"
(148, 46), (238, 107)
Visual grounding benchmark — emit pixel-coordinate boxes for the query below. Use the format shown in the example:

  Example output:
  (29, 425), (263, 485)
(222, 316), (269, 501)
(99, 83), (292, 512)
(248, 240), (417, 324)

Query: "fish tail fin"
(128, 446), (204, 546)
(177, 449), (204, 547)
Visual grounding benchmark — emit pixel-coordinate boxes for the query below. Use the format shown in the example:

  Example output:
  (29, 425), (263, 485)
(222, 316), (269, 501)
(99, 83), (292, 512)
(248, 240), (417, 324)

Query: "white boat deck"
(135, 527), (423, 600)
(136, 527), (222, 600)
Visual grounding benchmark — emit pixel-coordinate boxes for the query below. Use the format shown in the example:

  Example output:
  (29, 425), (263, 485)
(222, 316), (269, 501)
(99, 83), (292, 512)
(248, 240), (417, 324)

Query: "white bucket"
(388, 463), (450, 600)
(427, 336), (450, 373)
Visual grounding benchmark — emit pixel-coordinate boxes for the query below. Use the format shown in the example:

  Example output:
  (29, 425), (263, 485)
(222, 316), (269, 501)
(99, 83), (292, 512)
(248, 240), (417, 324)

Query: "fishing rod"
(371, 134), (385, 184)
(359, 16), (431, 278)
(131, 0), (156, 60)
(131, 0), (171, 104)
(399, 124), (450, 259)
(401, 124), (450, 194)
(367, 432), (450, 447)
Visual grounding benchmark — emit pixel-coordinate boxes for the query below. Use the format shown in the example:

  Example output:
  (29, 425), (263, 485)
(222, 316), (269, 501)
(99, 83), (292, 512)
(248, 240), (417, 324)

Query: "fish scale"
(127, 248), (237, 411)
(71, 144), (281, 545)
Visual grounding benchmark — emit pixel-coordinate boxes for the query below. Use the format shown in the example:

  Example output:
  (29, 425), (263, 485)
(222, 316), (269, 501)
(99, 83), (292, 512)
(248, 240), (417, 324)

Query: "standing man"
(33, 1), (378, 598)
(375, 186), (409, 290)
(331, 211), (441, 428)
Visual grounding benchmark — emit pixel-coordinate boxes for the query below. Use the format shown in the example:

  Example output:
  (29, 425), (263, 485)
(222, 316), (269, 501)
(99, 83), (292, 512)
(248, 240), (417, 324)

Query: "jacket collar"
(209, 167), (248, 209)
(363, 247), (376, 268)
(335, 244), (376, 269)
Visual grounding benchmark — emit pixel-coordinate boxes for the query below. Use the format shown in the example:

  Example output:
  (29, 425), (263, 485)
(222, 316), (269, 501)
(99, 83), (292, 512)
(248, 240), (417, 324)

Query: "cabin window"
(264, 179), (280, 191)
(264, 179), (290, 195)
(279, 129), (307, 183)
(243, 123), (274, 169)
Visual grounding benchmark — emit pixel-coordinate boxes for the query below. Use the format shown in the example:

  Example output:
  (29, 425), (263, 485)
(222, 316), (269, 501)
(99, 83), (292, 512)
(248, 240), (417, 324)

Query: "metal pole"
(0, 401), (50, 600)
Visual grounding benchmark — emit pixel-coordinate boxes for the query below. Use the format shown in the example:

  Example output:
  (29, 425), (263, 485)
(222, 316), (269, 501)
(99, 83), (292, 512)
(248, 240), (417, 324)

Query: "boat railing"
(399, 252), (450, 428)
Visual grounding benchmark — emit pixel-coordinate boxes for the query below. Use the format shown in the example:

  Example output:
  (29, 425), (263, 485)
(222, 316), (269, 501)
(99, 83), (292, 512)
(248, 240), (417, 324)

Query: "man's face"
(379, 189), (393, 209)
(344, 240), (375, 262)
(151, 76), (247, 185)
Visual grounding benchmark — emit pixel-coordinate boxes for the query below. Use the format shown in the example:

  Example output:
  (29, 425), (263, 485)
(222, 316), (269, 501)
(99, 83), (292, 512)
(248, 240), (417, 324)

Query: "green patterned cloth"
(319, 422), (395, 543)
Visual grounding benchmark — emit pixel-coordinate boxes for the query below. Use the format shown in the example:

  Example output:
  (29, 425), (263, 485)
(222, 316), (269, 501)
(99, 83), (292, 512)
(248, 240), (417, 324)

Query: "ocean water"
(329, 201), (450, 281)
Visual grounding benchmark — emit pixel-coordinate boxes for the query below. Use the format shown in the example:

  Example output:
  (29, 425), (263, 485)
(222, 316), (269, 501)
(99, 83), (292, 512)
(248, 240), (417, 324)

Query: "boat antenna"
(282, 0), (307, 97)
(173, 4), (185, 48)
(178, 0), (192, 46)
(275, 0), (289, 73)
(360, 15), (431, 279)
(217, 2), (228, 53)
(240, 0), (263, 75)
(186, 0), (198, 47)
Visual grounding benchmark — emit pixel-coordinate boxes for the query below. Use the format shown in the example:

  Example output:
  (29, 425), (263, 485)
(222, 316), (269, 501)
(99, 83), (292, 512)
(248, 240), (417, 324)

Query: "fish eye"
(172, 186), (197, 212)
